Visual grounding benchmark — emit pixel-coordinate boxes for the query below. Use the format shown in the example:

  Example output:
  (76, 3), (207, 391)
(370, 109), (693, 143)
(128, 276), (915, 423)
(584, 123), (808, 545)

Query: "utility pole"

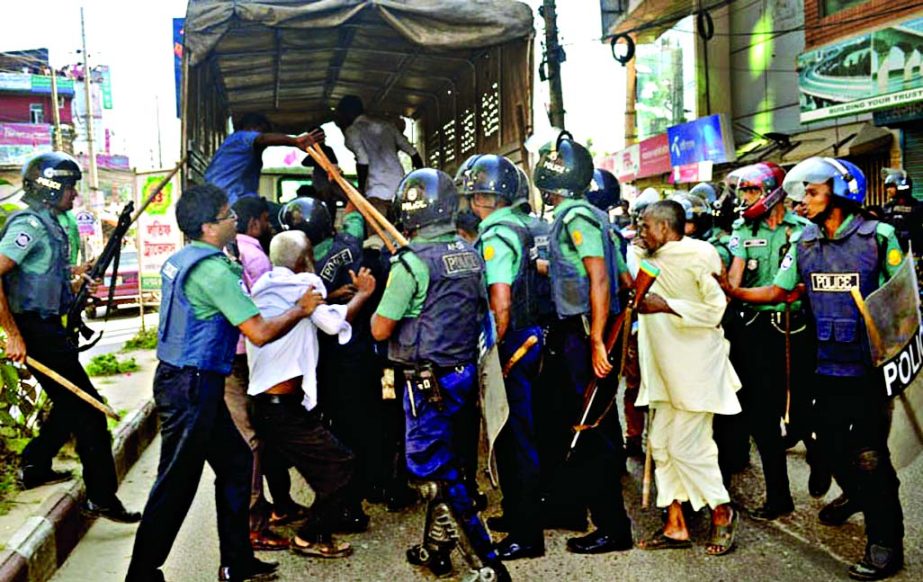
(155, 95), (163, 168)
(80, 7), (99, 192)
(49, 67), (63, 151)
(540, 0), (566, 130)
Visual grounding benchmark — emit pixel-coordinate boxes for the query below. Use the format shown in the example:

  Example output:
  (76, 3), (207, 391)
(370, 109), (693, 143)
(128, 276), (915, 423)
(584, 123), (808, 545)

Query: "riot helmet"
(279, 197), (334, 245)
(725, 162), (786, 221)
(533, 131), (594, 202)
(514, 166), (533, 209)
(586, 168), (621, 211)
(22, 152), (82, 205)
(671, 191), (713, 236)
(455, 154), (519, 204)
(396, 168), (459, 231)
(689, 182), (717, 204)
(783, 157), (865, 205)
(630, 187), (660, 222)
(882, 169), (913, 197)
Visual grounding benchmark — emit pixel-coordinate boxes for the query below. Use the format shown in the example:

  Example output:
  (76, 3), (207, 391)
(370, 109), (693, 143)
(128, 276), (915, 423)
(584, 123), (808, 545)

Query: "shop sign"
(639, 134), (671, 178)
(666, 114), (736, 167)
(799, 15), (923, 123)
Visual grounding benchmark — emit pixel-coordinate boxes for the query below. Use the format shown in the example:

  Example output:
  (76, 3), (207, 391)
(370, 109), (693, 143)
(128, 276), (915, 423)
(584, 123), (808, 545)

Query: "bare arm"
(344, 268), (376, 323)
(728, 256), (745, 289)
(584, 256), (614, 378)
(488, 283), (512, 342)
(255, 128), (325, 150)
(0, 254), (26, 362)
(713, 269), (796, 304)
(238, 290), (324, 347)
(371, 314), (398, 342)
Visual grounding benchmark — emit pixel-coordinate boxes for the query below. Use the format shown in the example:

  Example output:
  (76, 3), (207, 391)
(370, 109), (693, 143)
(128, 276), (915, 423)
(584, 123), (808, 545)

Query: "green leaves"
(86, 353), (140, 376)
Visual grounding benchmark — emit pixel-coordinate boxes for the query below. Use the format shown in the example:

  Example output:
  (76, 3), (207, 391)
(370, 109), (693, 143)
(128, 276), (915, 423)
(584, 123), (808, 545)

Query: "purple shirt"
(235, 233), (272, 354)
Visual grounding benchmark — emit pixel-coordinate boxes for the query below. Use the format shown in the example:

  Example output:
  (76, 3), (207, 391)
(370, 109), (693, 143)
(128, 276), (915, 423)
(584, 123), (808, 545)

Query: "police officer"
(722, 162), (815, 520)
(534, 132), (633, 554)
(457, 154), (545, 560)
(127, 184), (324, 582)
(0, 153), (139, 522)
(280, 196), (381, 529)
(370, 169), (509, 581)
(721, 157), (905, 580)
(679, 186), (733, 269)
(882, 170), (921, 253)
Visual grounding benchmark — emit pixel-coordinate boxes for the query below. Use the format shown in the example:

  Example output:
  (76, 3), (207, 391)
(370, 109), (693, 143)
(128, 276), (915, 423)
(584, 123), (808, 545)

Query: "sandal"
(706, 507), (739, 556)
(269, 503), (309, 526)
(638, 529), (693, 551)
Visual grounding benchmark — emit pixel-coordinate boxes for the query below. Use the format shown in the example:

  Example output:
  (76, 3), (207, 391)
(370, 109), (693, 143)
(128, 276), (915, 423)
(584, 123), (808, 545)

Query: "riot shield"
(858, 251), (923, 469)
(478, 312), (508, 486)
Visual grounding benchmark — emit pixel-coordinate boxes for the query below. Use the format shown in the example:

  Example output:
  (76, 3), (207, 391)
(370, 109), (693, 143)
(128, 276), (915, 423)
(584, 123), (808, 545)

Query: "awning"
(734, 122), (893, 166)
(605, 0), (690, 42)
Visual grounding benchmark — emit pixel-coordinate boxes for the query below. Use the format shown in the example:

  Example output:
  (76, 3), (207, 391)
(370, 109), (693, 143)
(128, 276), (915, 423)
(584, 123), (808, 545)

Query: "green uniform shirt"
(706, 229), (733, 269)
(609, 228), (629, 275)
(376, 231), (460, 320)
(183, 241), (260, 325)
(552, 199), (605, 278)
(729, 211), (809, 311)
(774, 216), (903, 291)
(314, 210), (365, 260)
(477, 207), (524, 287)
(0, 208), (60, 274)
(58, 211), (80, 265)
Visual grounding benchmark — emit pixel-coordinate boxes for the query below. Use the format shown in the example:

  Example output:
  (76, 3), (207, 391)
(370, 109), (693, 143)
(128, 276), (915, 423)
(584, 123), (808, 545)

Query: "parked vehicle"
(86, 249), (158, 318)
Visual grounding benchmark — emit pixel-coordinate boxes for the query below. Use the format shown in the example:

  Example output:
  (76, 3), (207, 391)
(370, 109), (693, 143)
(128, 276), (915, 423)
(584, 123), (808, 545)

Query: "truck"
(180, 0), (537, 199)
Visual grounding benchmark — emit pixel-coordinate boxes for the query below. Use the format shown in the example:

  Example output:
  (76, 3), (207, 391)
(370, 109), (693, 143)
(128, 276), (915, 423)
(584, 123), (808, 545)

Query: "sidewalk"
(0, 350), (159, 582)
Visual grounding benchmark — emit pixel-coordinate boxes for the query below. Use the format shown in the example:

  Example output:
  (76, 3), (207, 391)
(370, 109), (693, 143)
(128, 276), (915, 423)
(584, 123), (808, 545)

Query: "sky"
(0, 0), (627, 171)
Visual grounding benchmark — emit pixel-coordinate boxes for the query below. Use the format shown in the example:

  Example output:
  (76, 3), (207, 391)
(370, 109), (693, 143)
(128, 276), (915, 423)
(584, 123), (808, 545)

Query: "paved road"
(77, 307), (160, 362)
(52, 430), (922, 582)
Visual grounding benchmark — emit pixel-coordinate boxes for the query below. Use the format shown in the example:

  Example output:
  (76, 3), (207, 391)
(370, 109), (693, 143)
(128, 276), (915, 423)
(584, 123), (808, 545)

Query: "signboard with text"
(666, 114), (735, 167)
(799, 15), (923, 122)
(638, 134), (671, 178)
(135, 171), (183, 291)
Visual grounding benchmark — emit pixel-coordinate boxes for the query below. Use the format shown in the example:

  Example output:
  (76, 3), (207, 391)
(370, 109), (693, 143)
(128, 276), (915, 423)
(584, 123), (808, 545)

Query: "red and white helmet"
(724, 162), (787, 221)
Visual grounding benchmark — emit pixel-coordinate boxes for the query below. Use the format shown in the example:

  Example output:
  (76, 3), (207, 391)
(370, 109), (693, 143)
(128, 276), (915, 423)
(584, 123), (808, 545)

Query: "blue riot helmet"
(279, 197), (333, 245)
(586, 168), (621, 211)
(882, 169), (913, 196)
(630, 187), (661, 222)
(533, 131), (594, 202)
(689, 182), (717, 204)
(455, 154), (519, 204)
(514, 166), (532, 209)
(22, 152), (82, 205)
(397, 168), (459, 231)
(783, 157), (866, 205)
(671, 191), (713, 236)
(455, 154), (478, 183)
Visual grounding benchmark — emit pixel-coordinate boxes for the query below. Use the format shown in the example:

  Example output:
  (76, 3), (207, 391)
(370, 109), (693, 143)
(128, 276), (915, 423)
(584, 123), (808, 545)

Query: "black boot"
(848, 544), (903, 581)
(406, 544), (453, 577)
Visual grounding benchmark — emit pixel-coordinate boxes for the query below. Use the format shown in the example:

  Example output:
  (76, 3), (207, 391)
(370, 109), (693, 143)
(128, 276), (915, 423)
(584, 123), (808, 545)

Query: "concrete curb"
(0, 400), (158, 582)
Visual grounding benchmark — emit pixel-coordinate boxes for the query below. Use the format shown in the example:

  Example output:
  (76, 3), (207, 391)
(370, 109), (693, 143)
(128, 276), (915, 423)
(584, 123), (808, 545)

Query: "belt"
(254, 392), (303, 405)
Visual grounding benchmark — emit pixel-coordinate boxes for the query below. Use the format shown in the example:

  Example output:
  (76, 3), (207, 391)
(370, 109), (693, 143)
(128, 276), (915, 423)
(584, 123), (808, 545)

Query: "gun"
(566, 260), (660, 458)
(66, 201), (134, 350)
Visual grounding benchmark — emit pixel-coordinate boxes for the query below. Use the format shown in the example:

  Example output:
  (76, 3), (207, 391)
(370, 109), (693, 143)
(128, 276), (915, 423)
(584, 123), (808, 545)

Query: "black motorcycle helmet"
(533, 131), (594, 201)
(22, 152), (82, 205)
(396, 168), (459, 231)
(279, 197), (334, 245)
(586, 168), (621, 211)
(455, 154), (519, 204)
(883, 170), (913, 195)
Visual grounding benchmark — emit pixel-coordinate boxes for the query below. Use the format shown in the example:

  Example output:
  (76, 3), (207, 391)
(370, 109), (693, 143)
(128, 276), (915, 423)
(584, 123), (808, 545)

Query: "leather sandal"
(638, 529), (692, 551)
(705, 507), (739, 556)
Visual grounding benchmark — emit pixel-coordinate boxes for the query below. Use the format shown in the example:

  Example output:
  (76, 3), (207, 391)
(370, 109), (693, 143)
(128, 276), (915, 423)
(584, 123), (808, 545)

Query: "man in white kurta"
(634, 200), (742, 556)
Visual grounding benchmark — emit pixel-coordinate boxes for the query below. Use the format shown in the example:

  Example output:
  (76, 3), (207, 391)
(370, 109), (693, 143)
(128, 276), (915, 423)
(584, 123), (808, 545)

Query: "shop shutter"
(902, 127), (923, 201)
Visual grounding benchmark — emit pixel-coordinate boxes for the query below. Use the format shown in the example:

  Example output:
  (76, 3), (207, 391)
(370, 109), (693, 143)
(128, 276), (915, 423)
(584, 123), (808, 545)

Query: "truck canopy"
(182, 0), (535, 182)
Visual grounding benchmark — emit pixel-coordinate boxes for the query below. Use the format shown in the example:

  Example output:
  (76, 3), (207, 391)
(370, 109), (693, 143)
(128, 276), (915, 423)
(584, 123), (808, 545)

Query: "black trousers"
(537, 322), (631, 538)
(16, 313), (119, 506)
(736, 311), (813, 507)
(814, 373), (904, 548)
(127, 363), (253, 579)
(251, 393), (354, 538)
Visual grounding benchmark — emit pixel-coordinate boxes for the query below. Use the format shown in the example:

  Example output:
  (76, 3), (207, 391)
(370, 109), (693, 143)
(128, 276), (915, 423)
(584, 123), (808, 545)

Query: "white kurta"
(632, 237), (741, 510)
(633, 238), (741, 414)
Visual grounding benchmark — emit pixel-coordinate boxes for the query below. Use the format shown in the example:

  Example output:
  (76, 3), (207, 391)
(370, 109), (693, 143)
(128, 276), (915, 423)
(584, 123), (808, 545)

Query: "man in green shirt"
(721, 162), (816, 521)
(0, 152), (137, 522)
(457, 154), (544, 560)
(532, 133), (632, 555)
(127, 184), (324, 582)
(718, 158), (905, 581)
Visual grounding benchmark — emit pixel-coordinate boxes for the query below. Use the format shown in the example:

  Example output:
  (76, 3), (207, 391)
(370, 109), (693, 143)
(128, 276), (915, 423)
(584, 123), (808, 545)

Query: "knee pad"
(856, 449), (880, 472)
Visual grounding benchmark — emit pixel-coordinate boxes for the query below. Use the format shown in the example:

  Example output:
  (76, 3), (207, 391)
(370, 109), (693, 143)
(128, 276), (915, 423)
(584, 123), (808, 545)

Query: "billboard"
(173, 18), (184, 119)
(799, 15), (923, 122)
(135, 171), (183, 291)
(0, 123), (52, 166)
(666, 114), (736, 167)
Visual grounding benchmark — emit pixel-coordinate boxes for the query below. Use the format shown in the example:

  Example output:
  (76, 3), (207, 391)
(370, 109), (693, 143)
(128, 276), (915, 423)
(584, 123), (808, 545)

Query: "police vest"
(0, 208), (73, 318)
(883, 199), (920, 250)
(316, 231), (363, 293)
(388, 240), (485, 368)
(548, 201), (621, 319)
(519, 212), (554, 320)
(476, 219), (540, 332)
(156, 245), (240, 375)
(798, 216), (881, 377)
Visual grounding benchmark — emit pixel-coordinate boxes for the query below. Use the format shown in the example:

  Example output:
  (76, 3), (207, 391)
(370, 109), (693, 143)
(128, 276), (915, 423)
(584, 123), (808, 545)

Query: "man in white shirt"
(246, 231), (376, 559)
(633, 201), (741, 557)
(334, 95), (423, 220)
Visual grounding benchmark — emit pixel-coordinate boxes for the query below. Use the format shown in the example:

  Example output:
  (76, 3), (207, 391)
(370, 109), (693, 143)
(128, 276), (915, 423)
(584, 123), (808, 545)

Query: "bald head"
(269, 230), (314, 273)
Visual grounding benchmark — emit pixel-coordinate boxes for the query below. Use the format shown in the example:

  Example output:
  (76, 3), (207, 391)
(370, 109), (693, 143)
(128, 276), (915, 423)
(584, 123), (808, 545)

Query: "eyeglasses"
(212, 209), (237, 223)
